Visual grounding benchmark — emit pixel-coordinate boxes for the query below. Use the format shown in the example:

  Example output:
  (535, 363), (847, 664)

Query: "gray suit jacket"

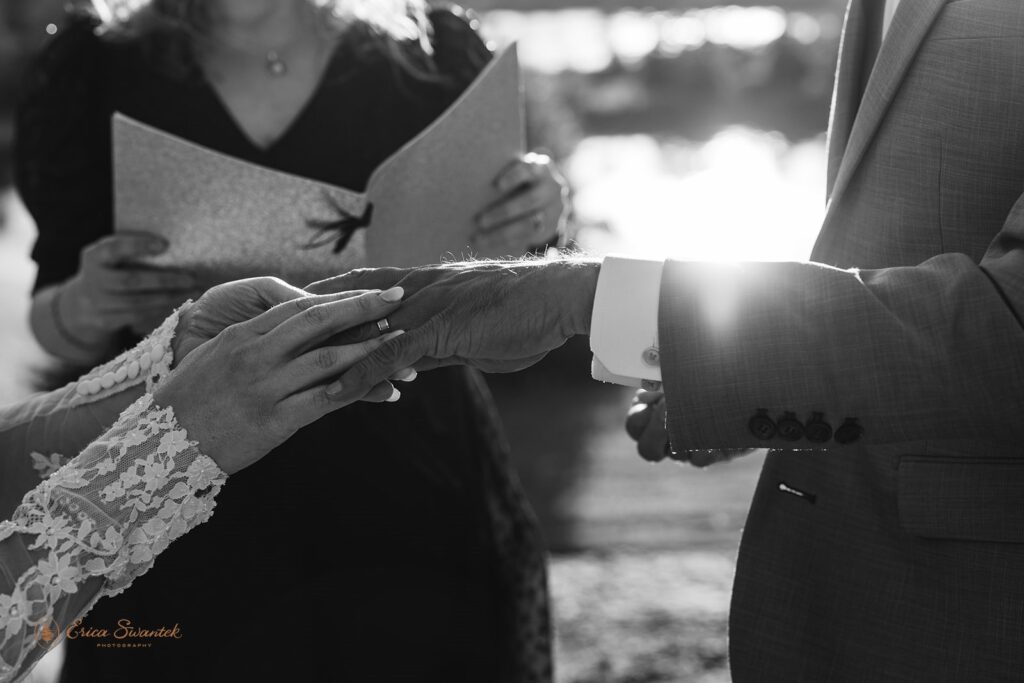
(659, 1), (1024, 680)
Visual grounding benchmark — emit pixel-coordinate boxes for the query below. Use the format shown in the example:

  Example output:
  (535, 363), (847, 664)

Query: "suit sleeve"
(658, 192), (1024, 449)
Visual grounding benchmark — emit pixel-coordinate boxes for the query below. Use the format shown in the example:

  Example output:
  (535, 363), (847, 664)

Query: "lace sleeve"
(0, 309), (181, 521)
(0, 307), (228, 682)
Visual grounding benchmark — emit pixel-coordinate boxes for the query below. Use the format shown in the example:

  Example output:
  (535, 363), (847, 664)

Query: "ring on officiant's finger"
(376, 317), (391, 335)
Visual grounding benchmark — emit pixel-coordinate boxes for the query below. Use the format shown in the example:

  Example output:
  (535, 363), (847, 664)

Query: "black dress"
(15, 8), (551, 683)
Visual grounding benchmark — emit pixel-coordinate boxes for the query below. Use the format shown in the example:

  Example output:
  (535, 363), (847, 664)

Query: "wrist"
(556, 258), (601, 336)
(170, 300), (195, 369)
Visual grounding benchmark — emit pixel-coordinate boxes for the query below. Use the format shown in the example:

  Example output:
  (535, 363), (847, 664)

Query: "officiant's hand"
(62, 232), (203, 342)
(156, 288), (406, 474)
(473, 152), (569, 255)
(307, 259), (601, 403)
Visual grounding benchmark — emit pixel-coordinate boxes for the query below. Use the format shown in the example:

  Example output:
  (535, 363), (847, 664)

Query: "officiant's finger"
(261, 288), (404, 355)
(103, 269), (199, 294)
(476, 190), (551, 233)
(84, 232), (168, 267)
(97, 291), (198, 318)
(305, 268), (406, 296)
(473, 220), (537, 253)
(493, 155), (547, 193)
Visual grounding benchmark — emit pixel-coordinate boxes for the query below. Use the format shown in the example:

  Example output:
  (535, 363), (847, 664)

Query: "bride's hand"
(173, 276), (357, 361)
(154, 288), (405, 475)
(472, 152), (570, 255)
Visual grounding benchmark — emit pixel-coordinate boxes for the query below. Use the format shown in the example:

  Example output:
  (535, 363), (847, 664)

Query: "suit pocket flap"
(899, 457), (1024, 543)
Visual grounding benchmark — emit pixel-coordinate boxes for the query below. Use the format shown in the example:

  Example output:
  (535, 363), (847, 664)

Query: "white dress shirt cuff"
(590, 255), (665, 386)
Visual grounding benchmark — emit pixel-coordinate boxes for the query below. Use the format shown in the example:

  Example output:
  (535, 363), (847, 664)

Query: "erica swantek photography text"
(63, 618), (184, 648)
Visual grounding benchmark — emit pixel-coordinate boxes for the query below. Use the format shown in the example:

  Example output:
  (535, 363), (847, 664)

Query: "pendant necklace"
(265, 50), (287, 77)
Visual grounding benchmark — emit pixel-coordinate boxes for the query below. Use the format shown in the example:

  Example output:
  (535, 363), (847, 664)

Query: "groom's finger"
(263, 288), (404, 356)
(325, 320), (437, 402)
(306, 267), (407, 296)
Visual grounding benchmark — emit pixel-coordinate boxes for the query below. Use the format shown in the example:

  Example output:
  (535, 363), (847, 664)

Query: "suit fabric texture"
(660, 1), (1024, 680)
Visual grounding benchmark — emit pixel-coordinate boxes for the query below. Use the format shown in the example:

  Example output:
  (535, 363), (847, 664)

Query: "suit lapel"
(826, 0), (868, 199)
(823, 0), (948, 223)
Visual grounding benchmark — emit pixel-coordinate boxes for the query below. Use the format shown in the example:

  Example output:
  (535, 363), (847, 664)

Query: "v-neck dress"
(15, 8), (551, 683)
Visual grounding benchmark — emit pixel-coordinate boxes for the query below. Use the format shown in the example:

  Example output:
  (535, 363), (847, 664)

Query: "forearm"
(658, 253), (1024, 450)
(552, 257), (601, 337)
(0, 394), (225, 682)
(30, 285), (117, 366)
(0, 304), (225, 681)
(1, 310), (182, 525)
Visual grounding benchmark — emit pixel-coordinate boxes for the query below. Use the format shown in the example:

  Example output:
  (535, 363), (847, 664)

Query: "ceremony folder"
(113, 46), (523, 286)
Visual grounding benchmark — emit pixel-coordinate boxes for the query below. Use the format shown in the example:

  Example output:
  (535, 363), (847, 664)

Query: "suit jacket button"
(748, 409), (777, 440)
(834, 418), (863, 444)
(804, 412), (832, 443)
(776, 412), (803, 441)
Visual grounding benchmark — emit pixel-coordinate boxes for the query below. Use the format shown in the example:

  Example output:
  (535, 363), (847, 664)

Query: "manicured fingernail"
(386, 386), (401, 402)
(381, 330), (405, 342)
(394, 368), (417, 382)
(380, 286), (404, 303)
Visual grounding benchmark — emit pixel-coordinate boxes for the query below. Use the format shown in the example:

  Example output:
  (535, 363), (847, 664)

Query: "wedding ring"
(376, 317), (391, 335)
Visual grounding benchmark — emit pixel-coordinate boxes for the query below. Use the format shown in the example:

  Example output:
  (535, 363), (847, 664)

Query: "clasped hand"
(154, 277), (413, 475)
(306, 258), (602, 403)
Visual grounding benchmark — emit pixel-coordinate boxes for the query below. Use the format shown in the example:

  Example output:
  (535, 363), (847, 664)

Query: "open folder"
(113, 46), (523, 286)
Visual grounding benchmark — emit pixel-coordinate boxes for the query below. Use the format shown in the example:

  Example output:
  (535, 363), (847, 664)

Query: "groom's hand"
(307, 258), (601, 402)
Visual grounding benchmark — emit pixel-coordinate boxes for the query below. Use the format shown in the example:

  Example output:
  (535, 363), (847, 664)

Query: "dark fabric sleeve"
(14, 13), (113, 293)
(428, 5), (493, 90)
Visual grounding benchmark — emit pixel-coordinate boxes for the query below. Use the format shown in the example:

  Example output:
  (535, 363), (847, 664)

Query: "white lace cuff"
(0, 306), (228, 682)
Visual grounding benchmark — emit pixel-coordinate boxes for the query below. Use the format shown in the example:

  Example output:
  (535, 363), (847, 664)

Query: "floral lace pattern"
(0, 307), (227, 682)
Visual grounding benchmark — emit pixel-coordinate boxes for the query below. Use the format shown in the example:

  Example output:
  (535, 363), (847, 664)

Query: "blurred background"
(0, 1), (844, 681)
